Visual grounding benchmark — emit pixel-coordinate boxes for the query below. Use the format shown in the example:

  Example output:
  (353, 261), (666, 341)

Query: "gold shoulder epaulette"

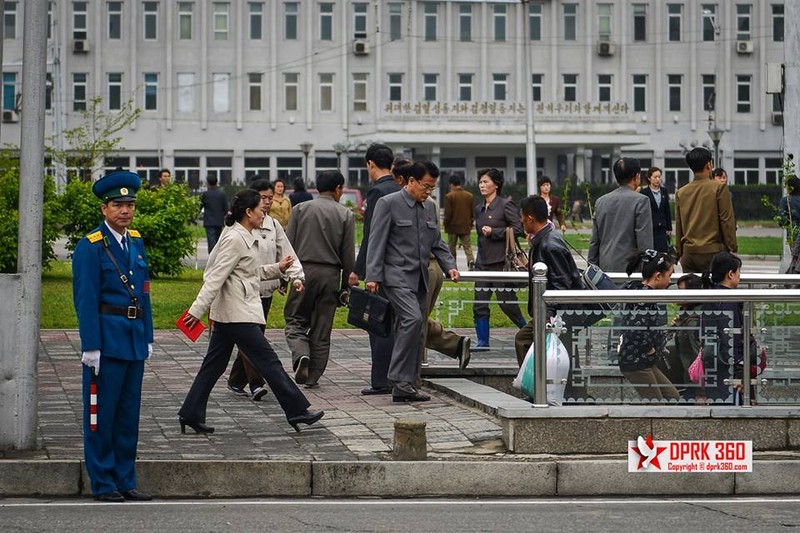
(128, 229), (142, 238)
(87, 231), (103, 243)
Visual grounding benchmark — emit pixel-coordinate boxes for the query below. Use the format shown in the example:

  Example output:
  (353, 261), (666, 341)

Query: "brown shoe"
(294, 355), (309, 384)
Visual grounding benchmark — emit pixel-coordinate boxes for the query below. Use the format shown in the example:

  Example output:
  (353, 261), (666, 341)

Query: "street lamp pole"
(707, 120), (724, 167)
(521, 0), (537, 195)
(333, 142), (346, 170)
(300, 142), (313, 183)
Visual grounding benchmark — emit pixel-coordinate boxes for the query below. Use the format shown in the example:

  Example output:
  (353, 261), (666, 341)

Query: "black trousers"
(228, 297), (273, 392)
(179, 322), (310, 424)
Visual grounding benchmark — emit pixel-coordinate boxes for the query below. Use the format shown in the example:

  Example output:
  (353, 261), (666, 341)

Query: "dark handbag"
(503, 228), (529, 287)
(346, 287), (393, 338)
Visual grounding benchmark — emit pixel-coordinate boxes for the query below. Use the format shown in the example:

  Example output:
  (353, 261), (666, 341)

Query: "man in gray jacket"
(588, 158), (653, 272)
(284, 170), (356, 388)
(366, 162), (459, 402)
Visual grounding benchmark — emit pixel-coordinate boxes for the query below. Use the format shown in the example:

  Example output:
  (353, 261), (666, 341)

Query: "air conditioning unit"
(772, 111), (784, 126)
(736, 40), (754, 54)
(596, 41), (616, 57)
(73, 39), (89, 53)
(2, 110), (19, 123)
(353, 40), (368, 56)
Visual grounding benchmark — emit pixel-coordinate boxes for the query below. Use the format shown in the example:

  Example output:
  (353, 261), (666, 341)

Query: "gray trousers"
(383, 278), (428, 385)
(284, 263), (340, 384)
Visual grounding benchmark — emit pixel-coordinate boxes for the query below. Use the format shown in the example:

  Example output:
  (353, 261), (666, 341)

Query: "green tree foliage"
(59, 181), (200, 277)
(0, 154), (61, 273)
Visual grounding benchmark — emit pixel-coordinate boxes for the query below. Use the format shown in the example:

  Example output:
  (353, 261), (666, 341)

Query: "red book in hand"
(176, 310), (206, 342)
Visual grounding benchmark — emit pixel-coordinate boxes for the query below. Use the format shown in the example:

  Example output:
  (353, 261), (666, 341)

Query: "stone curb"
(2, 459), (799, 498)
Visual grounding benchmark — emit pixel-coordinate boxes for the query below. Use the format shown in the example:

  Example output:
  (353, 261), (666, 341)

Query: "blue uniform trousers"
(82, 358), (145, 496)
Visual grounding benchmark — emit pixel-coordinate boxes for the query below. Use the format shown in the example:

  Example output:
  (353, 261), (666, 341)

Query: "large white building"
(0, 0), (787, 191)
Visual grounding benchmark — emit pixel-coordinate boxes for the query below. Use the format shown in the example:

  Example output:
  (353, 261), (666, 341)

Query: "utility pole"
(521, 0), (537, 196)
(782, 0), (800, 270)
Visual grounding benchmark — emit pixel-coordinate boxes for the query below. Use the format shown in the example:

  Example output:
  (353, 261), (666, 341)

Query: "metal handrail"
(455, 271), (800, 285)
(543, 288), (800, 304)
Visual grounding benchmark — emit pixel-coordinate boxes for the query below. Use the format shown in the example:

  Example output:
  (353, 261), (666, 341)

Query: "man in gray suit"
(588, 158), (654, 272)
(365, 161), (460, 402)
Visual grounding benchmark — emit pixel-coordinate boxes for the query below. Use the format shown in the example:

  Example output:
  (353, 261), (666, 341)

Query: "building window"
(389, 3), (403, 41)
(493, 5), (506, 42)
(319, 73), (333, 112)
(354, 3), (367, 39)
(424, 2), (437, 42)
(46, 73), (53, 110)
(353, 73), (368, 111)
(458, 73), (472, 102)
(664, 158), (691, 190)
(3, 2), (16, 39)
(667, 4), (681, 42)
(598, 4), (612, 41)
(702, 74), (716, 111)
(736, 74), (751, 113)
(563, 4), (577, 41)
(765, 157), (783, 185)
(563, 74), (577, 102)
(667, 74), (682, 112)
(736, 4), (752, 40)
(633, 4), (646, 42)
(529, 3), (542, 41)
(143, 2), (158, 40)
(48, 2), (54, 40)
(175, 157), (202, 190)
(702, 4), (716, 42)
(107, 1), (122, 40)
(284, 73), (298, 111)
(178, 2), (193, 40)
(144, 73), (158, 111)
(733, 158), (759, 185)
(632, 74), (647, 112)
(773, 93), (783, 112)
(213, 3), (228, 40)
(212, 73), (229, 113)
(285, 2), (298, 40)
(598, 74), (612, 102)
(249, 3), (263, 40)
(177, 72), (195, 113)
(108, 72), (123, 111)
(531, 74), (543, 102)
(73, 2), (88, 40)
(493, 73), (508, 102)
(276, 157), (302, 181)
(2, 72), (16, 111)
(207, 156), (233, 187)
(423, 73), (438, 102)
(388, 73), (403, 102)
(72, 73), (87, 111)
(248, 73), (263, 111)
(459, 4), (471, 42)
(319, 3), (333, 41)
(244, 157), (270, 181)
(773, 4), (784, 42)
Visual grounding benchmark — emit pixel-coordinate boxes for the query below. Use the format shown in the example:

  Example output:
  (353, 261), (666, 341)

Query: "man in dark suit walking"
(351, 143), (400, 396)
(366, 162), (459, 402)
(640, 167), (672, 253)
(444, 174), (475, 268)
(200, 175), (228, 252)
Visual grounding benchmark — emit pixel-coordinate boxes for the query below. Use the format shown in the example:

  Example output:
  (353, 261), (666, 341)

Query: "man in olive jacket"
(443, 174), (475, 267)
(674, 147), (737, 273)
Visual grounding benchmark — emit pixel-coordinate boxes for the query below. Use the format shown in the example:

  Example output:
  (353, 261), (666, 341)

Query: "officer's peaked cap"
(92, 170), (141, 203)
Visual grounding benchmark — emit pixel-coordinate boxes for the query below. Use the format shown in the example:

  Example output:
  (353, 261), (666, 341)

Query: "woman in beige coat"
(178, 189), (323, 434)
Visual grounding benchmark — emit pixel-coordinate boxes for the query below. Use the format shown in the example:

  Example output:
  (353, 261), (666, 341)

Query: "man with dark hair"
(157, 168), (171, 188)
(200, 174), (228, 252)
(444, 173), (475, 268)
(674, 147), (737, 273)
(366, 162), (459, 402)
(352, 143), (401, 395)
(284, 170), (356, 387)
(588, 157), (653, 272)
(289, 176), (314, 205)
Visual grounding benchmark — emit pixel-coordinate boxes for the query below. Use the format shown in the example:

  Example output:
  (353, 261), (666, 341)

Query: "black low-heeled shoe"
(287, 409), (324, 432)
(179, 417), (215, 434)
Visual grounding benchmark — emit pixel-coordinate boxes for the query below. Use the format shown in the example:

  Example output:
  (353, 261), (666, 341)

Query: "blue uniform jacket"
(73, 223), (154, 360)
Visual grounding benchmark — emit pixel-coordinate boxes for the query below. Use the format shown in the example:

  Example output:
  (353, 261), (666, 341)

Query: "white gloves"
(81, 350), (101, 374)
(148, 343), (153, 359)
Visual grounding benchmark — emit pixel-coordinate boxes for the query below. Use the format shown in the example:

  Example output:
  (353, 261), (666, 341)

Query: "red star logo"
(630, 434), (668, 470)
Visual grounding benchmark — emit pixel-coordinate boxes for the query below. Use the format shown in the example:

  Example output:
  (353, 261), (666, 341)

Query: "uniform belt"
(100, 304), (144, 319)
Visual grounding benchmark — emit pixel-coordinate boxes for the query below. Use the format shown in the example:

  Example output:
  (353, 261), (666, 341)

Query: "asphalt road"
(2, 497), (799, 532)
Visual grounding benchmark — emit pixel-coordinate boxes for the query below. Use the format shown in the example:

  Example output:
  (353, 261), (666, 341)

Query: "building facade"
(0, 0), (786, 191)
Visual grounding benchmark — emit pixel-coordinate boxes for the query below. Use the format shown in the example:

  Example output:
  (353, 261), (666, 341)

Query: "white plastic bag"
(513, 332), (570, 405)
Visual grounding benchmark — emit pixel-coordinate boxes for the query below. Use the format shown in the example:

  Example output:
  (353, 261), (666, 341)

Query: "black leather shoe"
(361, 386), (393, 396)
(294, 355), (310, 384)
(457, 337), (471, 370)
(94, 490), (125, 503)
(287, 409), (324, 432)
(179, 417), (215, 434)
(121, 489), (152, 502)
(392, 392), (431, 403)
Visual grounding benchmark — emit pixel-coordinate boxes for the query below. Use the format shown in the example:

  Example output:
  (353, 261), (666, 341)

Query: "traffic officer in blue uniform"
(72, 170), (154, 502)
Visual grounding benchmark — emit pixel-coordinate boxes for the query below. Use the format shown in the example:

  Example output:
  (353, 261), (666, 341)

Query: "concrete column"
(574, 146), (585, 183)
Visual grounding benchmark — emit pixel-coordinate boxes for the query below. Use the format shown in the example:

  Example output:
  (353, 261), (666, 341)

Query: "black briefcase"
(346, 287), (393, 338)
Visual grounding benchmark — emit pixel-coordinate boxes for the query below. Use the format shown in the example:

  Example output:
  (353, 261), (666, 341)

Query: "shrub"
(59, 181), (200, 277)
